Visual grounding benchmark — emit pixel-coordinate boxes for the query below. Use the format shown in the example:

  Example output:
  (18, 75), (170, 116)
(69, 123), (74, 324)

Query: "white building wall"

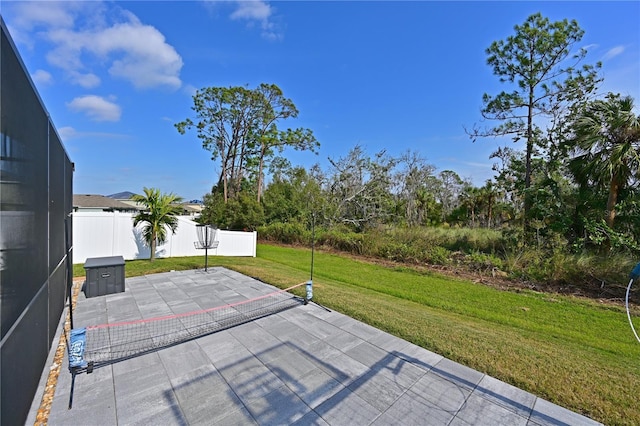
(72, 211), (257, 264)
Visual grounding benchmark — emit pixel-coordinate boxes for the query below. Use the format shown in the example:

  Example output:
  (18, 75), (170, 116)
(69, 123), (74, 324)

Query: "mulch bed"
(34, 278), (83, 426)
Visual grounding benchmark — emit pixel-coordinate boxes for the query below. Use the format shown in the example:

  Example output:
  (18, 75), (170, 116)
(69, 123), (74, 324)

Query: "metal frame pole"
(65, 214), (74, 329)
(310, 212), (315, 282)
(204, 226), (209, 272)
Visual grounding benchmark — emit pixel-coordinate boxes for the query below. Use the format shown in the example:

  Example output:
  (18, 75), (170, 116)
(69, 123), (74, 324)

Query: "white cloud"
(57, 126), (131, 141)
(230, 1), (272, 21)
(460, 161), (492, 169)
(182, 84), (198, 97)
(9, 1), (80, 30)
(9, 2), (183, 90)
(6, 2), (102, 48)
(67, 95), (122, 122)
(603, 46), (625, 61)
(57, 126), (78, 141)
(73, 72), (101, 89)
(31, 69), (53, 86)
(204, 0), (283, 41)
(93, 18), (183, 89)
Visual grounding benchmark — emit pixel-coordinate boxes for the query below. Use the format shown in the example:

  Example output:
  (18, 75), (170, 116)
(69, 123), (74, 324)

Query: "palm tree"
(566, 93), (640, 229)
(132, 188), (184, 261)
(459, 185), (481, 228)
(477, 180), (498, 228)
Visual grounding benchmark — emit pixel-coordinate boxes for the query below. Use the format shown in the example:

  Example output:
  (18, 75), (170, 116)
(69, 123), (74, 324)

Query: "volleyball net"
(67, 281), (307, 374)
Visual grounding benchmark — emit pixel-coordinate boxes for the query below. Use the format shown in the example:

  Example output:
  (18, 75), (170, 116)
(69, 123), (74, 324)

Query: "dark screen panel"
(48, 265), (66, 341)
(1, 20), (73, 426)
(0, 24), (49, 339)
(49, 126), (66, 273)
(0, 289), (49, 426)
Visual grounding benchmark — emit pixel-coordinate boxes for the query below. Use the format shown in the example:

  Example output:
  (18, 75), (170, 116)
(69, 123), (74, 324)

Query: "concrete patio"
(28, 268), (601, 425)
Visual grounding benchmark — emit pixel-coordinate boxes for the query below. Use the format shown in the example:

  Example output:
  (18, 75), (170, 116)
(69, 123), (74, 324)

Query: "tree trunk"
(257, 145), (266, 203)
(524, 80), (535, 231)
(150, 230), (157, 262)
(600, 175), (621, 253)
(606, 176), (620, 228)
(487, 195), (493, 228)
(223, 172), (228, 203)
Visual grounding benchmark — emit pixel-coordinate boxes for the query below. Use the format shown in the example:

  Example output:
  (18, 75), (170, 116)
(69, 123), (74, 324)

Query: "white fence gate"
(72, 211), (256, 264)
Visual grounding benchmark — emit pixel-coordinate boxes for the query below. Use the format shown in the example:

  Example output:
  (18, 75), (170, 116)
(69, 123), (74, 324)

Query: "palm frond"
(132, 187), (185, 256)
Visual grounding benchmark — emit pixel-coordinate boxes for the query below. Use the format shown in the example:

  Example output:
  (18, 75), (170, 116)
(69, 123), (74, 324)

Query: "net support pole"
(305, 211), (316, 306)
(68, 370), (76, 409)
(310, 211), (315, 282)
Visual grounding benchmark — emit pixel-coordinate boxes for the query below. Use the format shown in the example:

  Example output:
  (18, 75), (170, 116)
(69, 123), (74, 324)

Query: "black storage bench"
(83, 256), (125, 298)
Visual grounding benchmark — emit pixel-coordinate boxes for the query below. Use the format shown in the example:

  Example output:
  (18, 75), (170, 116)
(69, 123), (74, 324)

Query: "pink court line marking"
(87, 282), (307, 330)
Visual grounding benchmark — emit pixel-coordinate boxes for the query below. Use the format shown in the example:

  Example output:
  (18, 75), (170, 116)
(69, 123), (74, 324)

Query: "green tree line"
(176, 13), (639, 293)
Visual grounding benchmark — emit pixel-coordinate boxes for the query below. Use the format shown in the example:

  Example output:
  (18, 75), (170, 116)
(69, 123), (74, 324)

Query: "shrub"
(376, 241), (420, 263)
(425, 246), (451, 265)
(318, 230), (366, 255)
(465, 251), (503, 273)
(258, 221), (638, 299)
(382, 226), (503, 255)
(258, 222), (309, 245)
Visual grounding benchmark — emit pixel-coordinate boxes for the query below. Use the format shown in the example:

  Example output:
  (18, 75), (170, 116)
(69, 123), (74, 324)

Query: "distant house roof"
(107, 191), (138, 200)
(181, 203), (203, 213)
(73, 194), (141, 212)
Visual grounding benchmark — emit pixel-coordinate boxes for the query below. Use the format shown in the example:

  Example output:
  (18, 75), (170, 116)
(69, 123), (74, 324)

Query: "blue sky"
(2, 1), (639, 201)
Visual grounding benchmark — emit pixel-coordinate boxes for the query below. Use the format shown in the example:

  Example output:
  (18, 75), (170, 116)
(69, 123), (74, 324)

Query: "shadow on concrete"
(160, 339), (547, 425)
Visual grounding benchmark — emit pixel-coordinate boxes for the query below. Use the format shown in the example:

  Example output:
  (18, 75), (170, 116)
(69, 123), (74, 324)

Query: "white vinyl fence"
(72, 211), (256, 264)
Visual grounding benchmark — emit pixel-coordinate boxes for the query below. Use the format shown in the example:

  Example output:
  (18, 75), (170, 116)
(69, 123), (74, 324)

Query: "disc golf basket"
(195, 224), (219, 271)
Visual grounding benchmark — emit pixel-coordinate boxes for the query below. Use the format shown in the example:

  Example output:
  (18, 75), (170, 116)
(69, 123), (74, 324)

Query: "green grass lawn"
(74, 245), (640, 424)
